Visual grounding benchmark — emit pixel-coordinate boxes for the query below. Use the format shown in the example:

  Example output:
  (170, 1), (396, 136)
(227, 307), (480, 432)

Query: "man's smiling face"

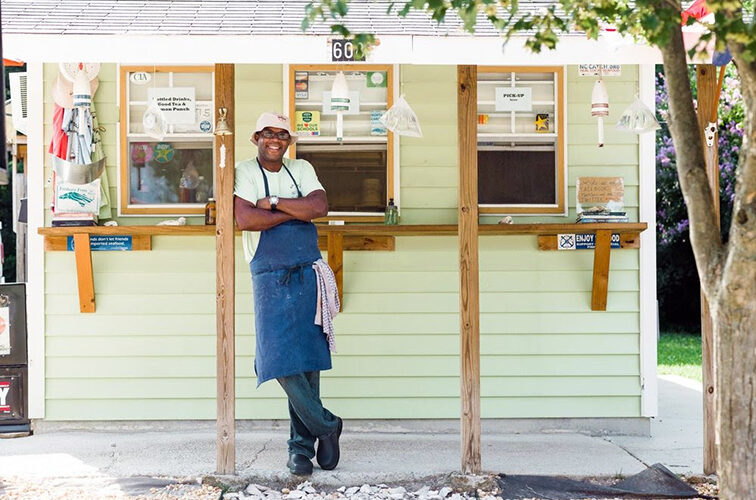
(254, 127), (291, 164)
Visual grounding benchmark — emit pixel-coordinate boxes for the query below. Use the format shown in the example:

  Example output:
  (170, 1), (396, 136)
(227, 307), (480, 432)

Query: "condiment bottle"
(204, 198), (217, 225)
(384, 198), (398, 225)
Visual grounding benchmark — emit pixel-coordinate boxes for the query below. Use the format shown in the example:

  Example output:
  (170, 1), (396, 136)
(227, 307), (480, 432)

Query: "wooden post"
(73, 233), (95, 313)
(327, 232), (344, 306)
(696, 64), (720, 476)
(457, 65), (481, 474)
(215, 63), (236, 475)
(590, 230), (613, 311)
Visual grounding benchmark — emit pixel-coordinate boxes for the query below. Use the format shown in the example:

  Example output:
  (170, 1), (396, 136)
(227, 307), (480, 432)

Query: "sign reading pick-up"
(557, 233), (621, 250)
(495, 87), (532, 111)
(67, 235), (133, 251)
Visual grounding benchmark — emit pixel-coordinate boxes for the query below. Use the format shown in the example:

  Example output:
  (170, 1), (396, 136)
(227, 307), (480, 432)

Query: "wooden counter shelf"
(39, 222), (646, 313)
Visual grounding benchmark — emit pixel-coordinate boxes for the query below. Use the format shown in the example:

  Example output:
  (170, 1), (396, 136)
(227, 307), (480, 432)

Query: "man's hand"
(256, 197), (272, 210)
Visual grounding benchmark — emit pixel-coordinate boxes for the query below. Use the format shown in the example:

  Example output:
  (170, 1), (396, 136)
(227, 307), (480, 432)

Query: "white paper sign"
(495, 87), (532, 112)
(0, 303), (10, 356)
(148, 87), (196, 124)
(55, 179), (101, 214)
(578, 64), (621, 77)
(322, 91), (361, 115)
(173, 101), (213, 133)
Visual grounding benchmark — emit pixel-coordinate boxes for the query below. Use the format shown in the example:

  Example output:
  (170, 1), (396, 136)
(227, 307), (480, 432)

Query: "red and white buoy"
(591, 78), (609, 147)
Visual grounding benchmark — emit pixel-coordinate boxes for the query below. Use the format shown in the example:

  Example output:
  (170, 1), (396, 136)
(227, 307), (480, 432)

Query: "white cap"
(253, 112), (298, 143)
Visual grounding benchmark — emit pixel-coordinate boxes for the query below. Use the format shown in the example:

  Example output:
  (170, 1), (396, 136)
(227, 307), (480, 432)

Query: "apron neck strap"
(256, 158), (303, 198)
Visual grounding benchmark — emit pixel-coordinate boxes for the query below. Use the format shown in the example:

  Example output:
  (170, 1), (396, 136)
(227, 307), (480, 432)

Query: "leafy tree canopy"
(303, 0), (755, 60)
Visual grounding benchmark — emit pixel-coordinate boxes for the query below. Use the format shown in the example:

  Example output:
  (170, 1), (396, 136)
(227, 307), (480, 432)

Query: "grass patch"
(658, 333), (702, 382)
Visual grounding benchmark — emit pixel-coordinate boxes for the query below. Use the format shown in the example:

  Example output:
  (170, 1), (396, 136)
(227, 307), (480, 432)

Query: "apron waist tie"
(279, 263), (311, 286)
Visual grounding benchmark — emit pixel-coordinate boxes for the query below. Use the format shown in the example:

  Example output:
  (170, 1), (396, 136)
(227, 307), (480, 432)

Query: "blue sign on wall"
(67, 235), (133, 251)
(557, 233), (621, 250)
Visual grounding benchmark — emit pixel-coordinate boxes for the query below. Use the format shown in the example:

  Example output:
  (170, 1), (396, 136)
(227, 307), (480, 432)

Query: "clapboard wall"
(41, 64), (641, 420)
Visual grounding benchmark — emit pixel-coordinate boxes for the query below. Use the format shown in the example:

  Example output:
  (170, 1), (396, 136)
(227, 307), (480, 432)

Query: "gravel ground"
(0, 475), (718, 500)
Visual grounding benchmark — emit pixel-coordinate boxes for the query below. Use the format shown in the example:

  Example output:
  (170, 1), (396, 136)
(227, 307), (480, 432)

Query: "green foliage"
(302, 0), (755, 63)
(658, 333), (702, 382)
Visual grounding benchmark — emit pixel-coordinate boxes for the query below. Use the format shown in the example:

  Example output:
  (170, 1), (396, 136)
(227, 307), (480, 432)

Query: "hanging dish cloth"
(48, 104), (69, 159)
(312, 258), (340, 353)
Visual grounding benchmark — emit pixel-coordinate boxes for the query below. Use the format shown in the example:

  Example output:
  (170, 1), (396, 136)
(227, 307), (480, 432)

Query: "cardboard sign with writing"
(576, 177), (624, 213)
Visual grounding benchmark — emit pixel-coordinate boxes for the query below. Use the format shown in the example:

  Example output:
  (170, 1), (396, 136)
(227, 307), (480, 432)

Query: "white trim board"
(638, 63), (658, 418)
(26, 62), (46, 419)
(5, 34), (664, 65)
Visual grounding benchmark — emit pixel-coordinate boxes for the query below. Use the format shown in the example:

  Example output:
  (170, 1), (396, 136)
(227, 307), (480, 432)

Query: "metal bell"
(214, 107), (233, 136)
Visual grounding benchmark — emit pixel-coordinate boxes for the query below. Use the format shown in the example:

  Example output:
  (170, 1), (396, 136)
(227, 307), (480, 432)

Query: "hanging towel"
(48, 104), (69, 159)
(312, 258), (339, 352)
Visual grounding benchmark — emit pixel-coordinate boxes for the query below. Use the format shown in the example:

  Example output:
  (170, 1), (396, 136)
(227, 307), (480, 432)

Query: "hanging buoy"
(330, 71), (350, 141)
(591, 78), (609, 147)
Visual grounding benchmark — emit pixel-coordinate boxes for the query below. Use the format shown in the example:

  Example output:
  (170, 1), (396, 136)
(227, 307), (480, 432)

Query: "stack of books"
(51, 213), (98, 227)
(577, 210), (628, 223)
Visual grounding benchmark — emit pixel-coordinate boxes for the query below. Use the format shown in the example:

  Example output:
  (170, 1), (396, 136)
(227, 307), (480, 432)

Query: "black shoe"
(316, 417), (343, 470)
(286, 453), (313, 476)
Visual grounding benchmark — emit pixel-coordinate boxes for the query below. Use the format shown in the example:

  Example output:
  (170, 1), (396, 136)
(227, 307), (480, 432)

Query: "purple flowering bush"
(656, 64), (742, 332)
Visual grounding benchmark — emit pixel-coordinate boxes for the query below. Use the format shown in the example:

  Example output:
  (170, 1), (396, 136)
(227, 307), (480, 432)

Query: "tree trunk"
(716, 44), (756, 500)
(658, 13), (756, 499)
(659, 14), (756, 499)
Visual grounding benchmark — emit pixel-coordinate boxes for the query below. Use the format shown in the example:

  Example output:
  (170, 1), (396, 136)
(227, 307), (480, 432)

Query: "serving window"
(477, 66), (566, 214)
(119, 66), (214, 215)
(288, 65), (394, 220)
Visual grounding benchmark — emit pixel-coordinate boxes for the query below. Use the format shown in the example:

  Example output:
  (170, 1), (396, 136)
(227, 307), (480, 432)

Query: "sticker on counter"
(558, 233), (621, 250)
(67, 235), (134, 251)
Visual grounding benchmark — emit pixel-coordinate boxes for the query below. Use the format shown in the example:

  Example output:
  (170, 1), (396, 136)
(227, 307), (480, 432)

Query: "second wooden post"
(457, 65), (481, 474)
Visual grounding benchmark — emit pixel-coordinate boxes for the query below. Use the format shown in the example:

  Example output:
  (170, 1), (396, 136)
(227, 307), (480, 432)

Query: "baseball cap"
(253, 112), (298, 143)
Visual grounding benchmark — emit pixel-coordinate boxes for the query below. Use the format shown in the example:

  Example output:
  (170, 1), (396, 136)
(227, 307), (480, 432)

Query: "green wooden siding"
(41, 64), (642, 420)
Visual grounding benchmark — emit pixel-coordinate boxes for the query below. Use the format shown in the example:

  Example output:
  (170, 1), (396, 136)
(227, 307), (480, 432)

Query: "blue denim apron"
(250, 161), (331, 386)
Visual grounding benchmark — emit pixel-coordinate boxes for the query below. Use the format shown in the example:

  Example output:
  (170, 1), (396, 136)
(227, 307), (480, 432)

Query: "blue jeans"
(276, 371), (340, 458)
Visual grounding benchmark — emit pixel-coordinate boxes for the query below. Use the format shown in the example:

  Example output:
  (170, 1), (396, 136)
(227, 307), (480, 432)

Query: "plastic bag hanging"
(379, 94), (423, 138)
(616, 95), (660, 135)
(591, 78), (609, 147)
(143, 99), (168, 140)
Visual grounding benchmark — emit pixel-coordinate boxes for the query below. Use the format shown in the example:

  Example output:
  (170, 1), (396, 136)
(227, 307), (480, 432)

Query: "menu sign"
(148, 87), (196, 124)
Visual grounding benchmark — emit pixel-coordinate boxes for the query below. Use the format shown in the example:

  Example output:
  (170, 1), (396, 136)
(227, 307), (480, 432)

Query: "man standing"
(234, 112), (342, 476)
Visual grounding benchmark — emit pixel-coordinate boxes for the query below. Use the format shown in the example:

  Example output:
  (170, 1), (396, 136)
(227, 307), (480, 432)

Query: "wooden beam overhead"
(457, 65), (481, 474)
(215, 63), (236, 475)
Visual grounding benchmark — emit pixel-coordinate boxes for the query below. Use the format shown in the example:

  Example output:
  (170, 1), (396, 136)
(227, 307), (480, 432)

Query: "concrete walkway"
(0, 375), (704, 487)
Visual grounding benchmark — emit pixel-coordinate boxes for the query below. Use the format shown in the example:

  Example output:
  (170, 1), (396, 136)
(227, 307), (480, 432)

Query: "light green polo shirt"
(234, 157), (325, 262)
